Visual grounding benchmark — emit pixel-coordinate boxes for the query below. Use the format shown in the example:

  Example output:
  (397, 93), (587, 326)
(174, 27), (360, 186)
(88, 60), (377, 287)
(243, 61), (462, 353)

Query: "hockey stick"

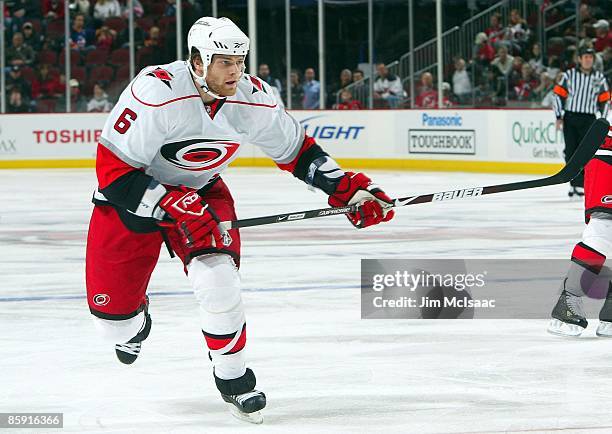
(220, 118), (609, 231)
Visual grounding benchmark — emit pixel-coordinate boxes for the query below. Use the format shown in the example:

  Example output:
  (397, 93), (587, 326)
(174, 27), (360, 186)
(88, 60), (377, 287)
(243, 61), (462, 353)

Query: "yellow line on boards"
(0, 157), (563, 175)
(231, 157), (563, 175)
(0, 159), (96, 169)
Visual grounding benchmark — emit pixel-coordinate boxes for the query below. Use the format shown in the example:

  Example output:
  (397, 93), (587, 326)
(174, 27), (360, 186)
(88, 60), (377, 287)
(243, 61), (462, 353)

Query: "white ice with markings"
(2, 168), (612, 434)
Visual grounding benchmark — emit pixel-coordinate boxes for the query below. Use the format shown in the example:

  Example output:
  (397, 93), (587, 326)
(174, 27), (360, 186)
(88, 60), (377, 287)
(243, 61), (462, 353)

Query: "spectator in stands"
(329, 68), (352, 108)
(334, 89), (362, 110)
(528, 42), (544, 74)
(352, 69), (364, 83)
(93, 0), (121, 21)
(507, 8), (529, 53)
(474, 70), (496, 107)
(485, 13), (505, 47)
(337, 68), (352, 90)
(31, 64), (63, 99)
(73, 0), (91, 15)
(258, 63), (282, 95)
(415, 72), (437, 108)
(491, 47), (513, 104)
(6, 66), (30, 98)
(56, 78), (86, 112)
(452, 58), (471, 105)
(535, 71), (555, 108)
(347, 69), (367, 105)
(120, 0), (144, 18)
(22, 22), (43, 51)
(96, 25), (117, 50)
(164, 0), (177, 17)
(474, 32), (495, 65)
(441, 82), (454, 108)
(593, 19), (612, 53)
(579, 4), (593, 28)
(603, 47), (612, 73)
(373, 63), (403, 108)
(8, 88), (32, 113)
(6, 0), (40, 35)
(491, 46), (514, 77)
(509, 56), (524, 88)
(546, 55), (561, 78)
(289, 69), (303, 109)
(302, 67), (320, 109)
(513, 63), (538, 101)
(87, 82), (114, 112)
(119, 20), (145, 49)
(144, 26), (161, 48)
(43, 0), (65, 20)
(70, 13), (95, 51)
(7, 33), (35, 67)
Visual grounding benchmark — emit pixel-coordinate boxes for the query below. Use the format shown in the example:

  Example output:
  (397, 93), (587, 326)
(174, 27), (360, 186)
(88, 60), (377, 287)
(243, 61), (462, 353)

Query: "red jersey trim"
(276, 135), (317, 173)
(96, 143), (139, 189)
(225, 100), (278, 109)
(130, 81), (200, 107)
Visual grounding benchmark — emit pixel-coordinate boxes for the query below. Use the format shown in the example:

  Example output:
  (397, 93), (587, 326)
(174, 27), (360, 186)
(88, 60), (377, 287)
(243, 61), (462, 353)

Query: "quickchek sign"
(508, 116), (564, 159)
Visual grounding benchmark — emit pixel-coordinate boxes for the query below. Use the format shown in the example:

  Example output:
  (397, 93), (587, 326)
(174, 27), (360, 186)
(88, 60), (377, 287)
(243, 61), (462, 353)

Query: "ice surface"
(2, 168), (612, 434)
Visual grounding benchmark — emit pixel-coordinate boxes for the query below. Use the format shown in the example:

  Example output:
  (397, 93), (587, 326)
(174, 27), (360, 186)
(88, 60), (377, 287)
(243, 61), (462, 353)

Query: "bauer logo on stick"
(433, 188), (483, 202)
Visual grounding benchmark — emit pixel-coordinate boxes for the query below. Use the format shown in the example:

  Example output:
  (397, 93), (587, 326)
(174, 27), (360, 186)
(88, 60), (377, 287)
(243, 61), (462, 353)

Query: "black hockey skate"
(597, 283), (612, 337)
(222, 390), (266, 424)
(115, 300), (152, 364)
(215, 368), (266, 424)
(547, 289), (588, 337)
(568, 186), (584, 198)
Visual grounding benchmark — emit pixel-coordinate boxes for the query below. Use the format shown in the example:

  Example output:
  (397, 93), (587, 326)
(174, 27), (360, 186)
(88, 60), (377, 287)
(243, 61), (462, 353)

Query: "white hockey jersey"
(99, 60), (304, 190)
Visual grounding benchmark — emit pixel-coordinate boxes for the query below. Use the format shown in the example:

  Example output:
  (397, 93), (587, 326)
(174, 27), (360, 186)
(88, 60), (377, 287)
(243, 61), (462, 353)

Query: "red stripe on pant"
(203, 323), (247, 355)
(571, 242), (606, 274)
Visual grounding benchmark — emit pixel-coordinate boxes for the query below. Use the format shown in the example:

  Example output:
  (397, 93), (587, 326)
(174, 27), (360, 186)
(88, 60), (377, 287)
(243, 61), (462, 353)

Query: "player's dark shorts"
(86, 178), (241, 319)
(585, 149), (612, 223)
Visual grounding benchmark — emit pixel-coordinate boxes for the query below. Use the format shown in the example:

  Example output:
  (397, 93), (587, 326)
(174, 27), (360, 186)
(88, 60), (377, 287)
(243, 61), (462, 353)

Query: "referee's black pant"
(563, 111), (596, 187)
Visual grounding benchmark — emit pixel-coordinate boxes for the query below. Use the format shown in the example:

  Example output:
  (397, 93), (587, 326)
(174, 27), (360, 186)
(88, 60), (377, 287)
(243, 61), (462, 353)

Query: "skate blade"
(547, 319), (585, 337)
(228, 405), (263, 424)
(596, 321), (612, 337)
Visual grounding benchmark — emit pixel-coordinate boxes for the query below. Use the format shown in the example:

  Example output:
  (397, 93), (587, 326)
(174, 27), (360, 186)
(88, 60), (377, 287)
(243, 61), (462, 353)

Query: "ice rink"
(3, 167), (612, 434)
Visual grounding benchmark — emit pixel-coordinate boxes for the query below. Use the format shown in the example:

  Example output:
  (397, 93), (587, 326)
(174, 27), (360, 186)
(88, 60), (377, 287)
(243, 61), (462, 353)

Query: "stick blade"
(560, 117), (610, 182)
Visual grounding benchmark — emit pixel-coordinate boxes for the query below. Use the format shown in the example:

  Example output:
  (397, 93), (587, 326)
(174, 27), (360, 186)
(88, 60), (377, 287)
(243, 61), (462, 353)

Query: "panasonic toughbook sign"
(408, 129), (476, 155)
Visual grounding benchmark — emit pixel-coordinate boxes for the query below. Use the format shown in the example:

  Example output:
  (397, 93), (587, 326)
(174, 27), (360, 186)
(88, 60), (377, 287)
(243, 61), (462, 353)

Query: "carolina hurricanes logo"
(161, 139), (240, 171)
(602, 195), (612, 204)
(146, 67), (174, 89)
(93, 294), (110, 306)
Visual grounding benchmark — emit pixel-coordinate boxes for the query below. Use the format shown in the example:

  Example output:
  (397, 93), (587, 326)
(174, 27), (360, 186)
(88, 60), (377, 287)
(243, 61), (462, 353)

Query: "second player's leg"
(549, 142), (612, 336)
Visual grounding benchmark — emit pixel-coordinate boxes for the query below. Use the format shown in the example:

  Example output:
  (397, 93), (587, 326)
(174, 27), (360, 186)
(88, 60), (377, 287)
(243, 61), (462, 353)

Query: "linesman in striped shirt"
(553, 46), (610, 197)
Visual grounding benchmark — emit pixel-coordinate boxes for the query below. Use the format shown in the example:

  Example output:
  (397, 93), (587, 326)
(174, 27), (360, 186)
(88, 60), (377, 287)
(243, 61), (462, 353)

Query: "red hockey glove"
(157, 188), (224, 248)
(328, 172), (395, 228)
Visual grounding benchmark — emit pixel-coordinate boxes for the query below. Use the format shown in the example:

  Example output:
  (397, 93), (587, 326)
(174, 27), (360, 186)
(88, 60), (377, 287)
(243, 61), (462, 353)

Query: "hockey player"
(548, 116), (612, 337)
(85, 17), (394, 423)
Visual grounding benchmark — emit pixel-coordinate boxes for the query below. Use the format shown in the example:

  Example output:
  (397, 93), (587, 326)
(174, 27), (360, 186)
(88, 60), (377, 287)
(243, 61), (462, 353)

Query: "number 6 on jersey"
(113, 108), (138, 134)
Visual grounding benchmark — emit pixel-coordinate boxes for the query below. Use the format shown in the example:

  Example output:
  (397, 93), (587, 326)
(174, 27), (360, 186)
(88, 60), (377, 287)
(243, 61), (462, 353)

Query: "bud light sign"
(299, 115), (365, 142)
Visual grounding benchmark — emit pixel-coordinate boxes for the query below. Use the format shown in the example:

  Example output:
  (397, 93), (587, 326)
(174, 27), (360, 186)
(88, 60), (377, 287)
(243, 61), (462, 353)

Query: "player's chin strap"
(187, 61), (226, 101)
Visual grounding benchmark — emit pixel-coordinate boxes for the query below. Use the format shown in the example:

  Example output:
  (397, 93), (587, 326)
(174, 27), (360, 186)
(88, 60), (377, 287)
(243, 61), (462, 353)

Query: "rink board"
(0, 109), (565, 174)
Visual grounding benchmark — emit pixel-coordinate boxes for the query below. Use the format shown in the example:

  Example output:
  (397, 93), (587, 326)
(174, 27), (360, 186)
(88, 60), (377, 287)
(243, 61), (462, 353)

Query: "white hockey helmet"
(187, 17), (249, 95)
